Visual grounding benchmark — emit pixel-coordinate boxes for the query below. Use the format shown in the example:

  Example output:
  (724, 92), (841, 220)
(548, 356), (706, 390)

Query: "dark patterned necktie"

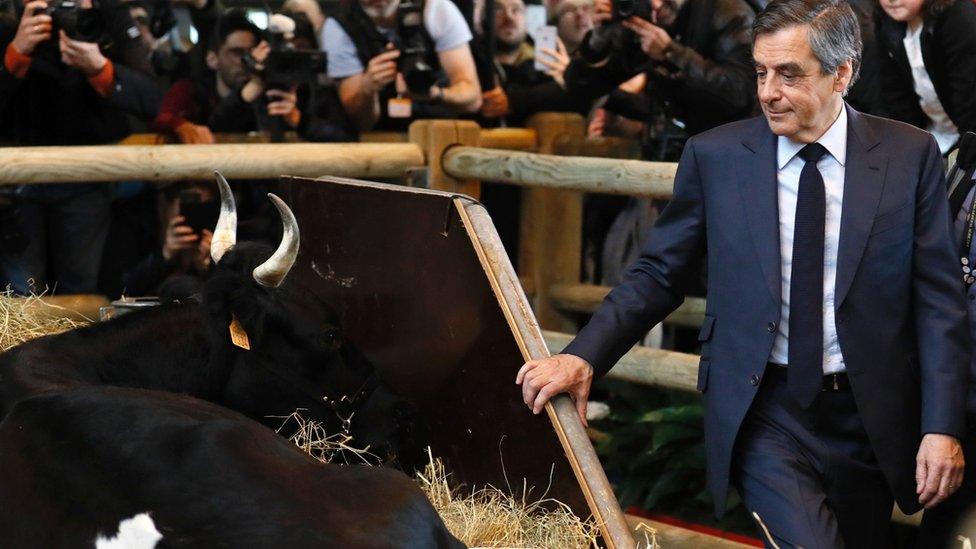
(788, 143), (828, 408)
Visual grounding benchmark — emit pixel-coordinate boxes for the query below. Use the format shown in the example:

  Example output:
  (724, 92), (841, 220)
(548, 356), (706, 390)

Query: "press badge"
(388, 97), (412, 118)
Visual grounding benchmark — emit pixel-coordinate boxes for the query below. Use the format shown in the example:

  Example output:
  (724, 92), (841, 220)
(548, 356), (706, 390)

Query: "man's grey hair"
(753, 0), (862, 91)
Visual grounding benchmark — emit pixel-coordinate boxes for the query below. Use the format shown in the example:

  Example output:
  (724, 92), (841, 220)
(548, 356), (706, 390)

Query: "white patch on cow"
(95, 513), (163, 549)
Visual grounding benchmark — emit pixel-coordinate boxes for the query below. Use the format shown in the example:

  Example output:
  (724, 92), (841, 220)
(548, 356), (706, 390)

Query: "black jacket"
(207, 79), (355, 142)
(565, 0), (756, 135)
(491, 54), (594, 127)
(0, 8), (161, 146)
(877, 0), (976, 140)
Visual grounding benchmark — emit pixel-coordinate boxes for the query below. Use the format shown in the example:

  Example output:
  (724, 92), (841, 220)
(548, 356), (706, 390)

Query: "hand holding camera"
(241, 40), (271, 102)
(265, 88), (300, 126)
(621, 16), (671, 61)
(59, 29), (107, 75)
(363, 46), (400, 96)
(12, 0), (53, 56)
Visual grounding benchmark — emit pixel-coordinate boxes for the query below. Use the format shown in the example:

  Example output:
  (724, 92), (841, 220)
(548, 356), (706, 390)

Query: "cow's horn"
(252, 193), (299, 288)
(210, 171), (237, 264)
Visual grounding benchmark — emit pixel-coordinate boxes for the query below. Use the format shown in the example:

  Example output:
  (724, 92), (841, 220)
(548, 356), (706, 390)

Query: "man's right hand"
(11, 0), (52, 57)
(362, 48), (400, 96)
(516, 353), (594, 426)
(175, 122), (215, 145)
(162, 216), (199, 261)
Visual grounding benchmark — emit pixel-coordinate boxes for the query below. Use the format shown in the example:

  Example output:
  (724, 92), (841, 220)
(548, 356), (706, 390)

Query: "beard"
(495, 33), (523, 53)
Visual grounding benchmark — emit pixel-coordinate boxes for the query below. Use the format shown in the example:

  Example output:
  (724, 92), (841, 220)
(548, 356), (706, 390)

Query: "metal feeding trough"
(279, 176), (634, 548)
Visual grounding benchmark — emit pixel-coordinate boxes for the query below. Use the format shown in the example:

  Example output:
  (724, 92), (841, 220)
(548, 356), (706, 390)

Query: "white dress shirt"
(903, 22), (959, 154)
(769, 107), (848, 374)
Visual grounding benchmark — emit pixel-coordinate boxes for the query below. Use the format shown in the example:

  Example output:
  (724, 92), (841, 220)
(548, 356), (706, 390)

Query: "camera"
(396, 0), (436, 96)
(611, 0), (652, 21)
(242, 13), (326, 90)
(39, 0), (105, 42)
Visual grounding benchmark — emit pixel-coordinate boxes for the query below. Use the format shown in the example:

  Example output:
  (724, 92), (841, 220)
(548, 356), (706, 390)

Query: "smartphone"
(178, 191), (220, 235)
(534, 25), (558, 72)
(525, 4), (548, 39)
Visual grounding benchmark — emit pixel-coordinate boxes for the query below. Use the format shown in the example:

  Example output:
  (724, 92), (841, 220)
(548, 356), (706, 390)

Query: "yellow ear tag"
(229, 315), (251, 350)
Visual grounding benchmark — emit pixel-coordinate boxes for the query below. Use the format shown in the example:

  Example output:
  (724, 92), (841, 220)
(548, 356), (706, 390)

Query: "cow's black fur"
(0, 387), (463, 548)
(0, 241), (464, 548)
(0, 243), (418, 464)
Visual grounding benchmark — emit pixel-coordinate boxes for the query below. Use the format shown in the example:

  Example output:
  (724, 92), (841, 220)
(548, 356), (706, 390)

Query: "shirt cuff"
(87, 60), (115, 97)
(4, 43), (33, 79)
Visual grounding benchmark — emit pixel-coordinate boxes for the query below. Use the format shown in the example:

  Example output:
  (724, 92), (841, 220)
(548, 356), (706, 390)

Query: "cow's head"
(200, 173), (420, 467)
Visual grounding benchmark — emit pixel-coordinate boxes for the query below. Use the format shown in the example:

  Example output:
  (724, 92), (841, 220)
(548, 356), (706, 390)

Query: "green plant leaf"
(643, 468), (689, 508)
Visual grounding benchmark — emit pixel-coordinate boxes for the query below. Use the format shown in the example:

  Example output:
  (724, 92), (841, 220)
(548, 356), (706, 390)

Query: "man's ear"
(834, 58), (853, 93)
(206, 50), (219, 71)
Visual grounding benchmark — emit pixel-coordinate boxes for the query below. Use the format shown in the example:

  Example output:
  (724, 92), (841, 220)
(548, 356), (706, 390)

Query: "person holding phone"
(120, 182), (216, 299)
(479, 0), (593, 126)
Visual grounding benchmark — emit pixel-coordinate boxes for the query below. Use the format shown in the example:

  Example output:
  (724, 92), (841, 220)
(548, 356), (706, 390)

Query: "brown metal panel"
(280, 176), (633, 547)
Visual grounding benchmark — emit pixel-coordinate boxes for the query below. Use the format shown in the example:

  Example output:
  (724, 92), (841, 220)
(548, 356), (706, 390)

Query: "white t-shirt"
(323, 0), (473, 80)
(903, 22), (960, 153)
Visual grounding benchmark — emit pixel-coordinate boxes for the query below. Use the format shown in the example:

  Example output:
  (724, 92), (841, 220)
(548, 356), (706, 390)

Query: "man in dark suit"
(516, 0), (970, 546)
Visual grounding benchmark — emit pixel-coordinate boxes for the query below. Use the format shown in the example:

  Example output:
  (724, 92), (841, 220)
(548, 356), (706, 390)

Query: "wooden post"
(519, 113), (585, 331)
(409, 119), (482, 198)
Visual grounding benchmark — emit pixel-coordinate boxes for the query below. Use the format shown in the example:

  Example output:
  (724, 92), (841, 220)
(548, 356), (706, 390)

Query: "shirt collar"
(777, 106), (848, 170)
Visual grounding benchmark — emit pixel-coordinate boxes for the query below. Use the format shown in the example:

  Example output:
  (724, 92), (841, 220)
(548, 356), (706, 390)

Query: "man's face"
(649, 0), (684, 27)
(556, 0), (593, 47)
(753, 25), (850, 142)
(495, 0), (527, 51)
(878, 0), (924, 22)
(128, 6), (154, 50)
(216, 30), (257, 89)
(359, 0), (400, 21)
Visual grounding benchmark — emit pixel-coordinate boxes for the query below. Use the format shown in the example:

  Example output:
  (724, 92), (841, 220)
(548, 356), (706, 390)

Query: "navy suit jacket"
(565, 105), (971, 516)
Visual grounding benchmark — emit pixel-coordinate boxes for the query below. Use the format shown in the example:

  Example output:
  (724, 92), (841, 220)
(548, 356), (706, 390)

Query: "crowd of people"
(0, 0), (973, 298)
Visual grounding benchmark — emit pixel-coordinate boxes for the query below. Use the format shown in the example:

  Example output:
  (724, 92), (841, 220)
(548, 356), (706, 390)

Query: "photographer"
(152, 10), (352, 144)
(566, 0), (756, 141)
(0, 0), (161, 294)
(120, 181), (214, 298)
(123, 0), (222, 85)
(323, 0), (482, 132)
(480, 0), (592, 126)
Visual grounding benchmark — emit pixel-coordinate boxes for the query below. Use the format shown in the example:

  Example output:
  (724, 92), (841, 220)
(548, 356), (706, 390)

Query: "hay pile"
(416, 447), (602, 548)
(0, 290), (88, 352)
(280, 412), (640, 549)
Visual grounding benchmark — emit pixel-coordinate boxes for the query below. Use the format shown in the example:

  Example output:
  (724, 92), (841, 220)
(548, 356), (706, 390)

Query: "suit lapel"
(737, 119), (782, 306)
(835, 106), (887, 308)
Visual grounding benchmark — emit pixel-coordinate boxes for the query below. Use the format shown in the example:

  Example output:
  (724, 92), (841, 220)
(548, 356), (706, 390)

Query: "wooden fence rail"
(441, 146), (677, 197)
(549, 284), (706, 328)
(0, 143), (425, 184)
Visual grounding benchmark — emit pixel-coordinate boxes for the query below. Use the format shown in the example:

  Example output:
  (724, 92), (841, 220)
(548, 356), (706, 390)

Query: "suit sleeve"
(914, 136), (970, 438)
(563, 139), (706, 376)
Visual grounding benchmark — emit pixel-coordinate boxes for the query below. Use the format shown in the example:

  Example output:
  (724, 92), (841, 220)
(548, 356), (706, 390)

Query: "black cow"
(0, 175), (412, 461)
(0, 387), (462, 547)
(0, 174), (465, 548)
